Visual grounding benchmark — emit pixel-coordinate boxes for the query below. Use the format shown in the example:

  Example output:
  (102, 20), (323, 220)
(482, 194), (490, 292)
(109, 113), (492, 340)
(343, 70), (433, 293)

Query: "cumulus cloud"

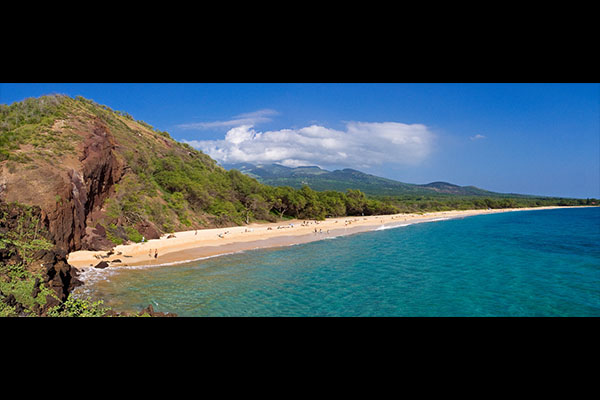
(470, 134), (486, 141)
(182, 121), (435, 169)
(176, 109), (278, 130)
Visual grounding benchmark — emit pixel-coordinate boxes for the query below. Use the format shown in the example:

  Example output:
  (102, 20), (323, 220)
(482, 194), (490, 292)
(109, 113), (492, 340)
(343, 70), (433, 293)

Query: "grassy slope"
(1, 95), (276, 245)
(70, 96), (282, 241)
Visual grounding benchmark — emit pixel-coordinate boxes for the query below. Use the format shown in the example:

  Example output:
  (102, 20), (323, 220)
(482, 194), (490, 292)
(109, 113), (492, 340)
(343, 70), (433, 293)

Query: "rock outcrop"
(1, 115), (124, 253)
(0, 202), (83, 315)
(0, 201), (176, 316)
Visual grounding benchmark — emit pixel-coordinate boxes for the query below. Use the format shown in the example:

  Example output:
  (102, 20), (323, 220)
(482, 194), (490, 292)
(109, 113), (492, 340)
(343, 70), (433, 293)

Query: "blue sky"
(1, 83), (598, 198)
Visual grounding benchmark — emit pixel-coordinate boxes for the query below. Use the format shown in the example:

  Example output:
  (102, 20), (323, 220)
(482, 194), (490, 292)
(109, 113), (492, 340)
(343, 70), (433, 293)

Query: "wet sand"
(67, 206), (572, 274)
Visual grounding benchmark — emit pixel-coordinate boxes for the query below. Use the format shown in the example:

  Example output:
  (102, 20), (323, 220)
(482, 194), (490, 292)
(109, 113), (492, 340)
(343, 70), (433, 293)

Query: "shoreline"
(67, 206), (588, 280)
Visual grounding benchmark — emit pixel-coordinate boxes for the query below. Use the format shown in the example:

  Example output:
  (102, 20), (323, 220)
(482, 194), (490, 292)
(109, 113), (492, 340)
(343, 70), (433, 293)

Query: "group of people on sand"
(211, 216), (393, 239)
(300, 220), (320, 227)
(276, 224), (294, 230)
(148, 248), (158, 259)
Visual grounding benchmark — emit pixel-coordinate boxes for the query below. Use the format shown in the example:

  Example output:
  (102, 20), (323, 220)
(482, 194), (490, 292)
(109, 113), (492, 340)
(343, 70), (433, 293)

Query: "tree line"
(147, 153), (596, 229)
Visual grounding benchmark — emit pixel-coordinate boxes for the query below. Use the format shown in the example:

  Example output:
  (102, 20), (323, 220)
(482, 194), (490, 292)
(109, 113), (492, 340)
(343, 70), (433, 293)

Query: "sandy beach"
(66, 206), (576, 273)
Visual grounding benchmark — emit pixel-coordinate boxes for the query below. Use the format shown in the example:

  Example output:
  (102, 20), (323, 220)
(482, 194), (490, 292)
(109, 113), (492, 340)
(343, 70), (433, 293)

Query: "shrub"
(46, 296), (111, 317)
(125, 226), (143, 243)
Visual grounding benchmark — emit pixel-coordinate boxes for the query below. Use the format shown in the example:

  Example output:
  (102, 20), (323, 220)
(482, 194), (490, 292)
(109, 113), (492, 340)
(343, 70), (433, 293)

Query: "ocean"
(75, 207), (600, 316)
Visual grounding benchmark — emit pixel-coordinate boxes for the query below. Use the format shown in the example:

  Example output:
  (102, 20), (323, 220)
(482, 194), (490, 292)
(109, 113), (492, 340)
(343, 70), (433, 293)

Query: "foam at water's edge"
(373, 223), (412, 231)
(74, 251), (239, 285)
(371, 217), (451, 231)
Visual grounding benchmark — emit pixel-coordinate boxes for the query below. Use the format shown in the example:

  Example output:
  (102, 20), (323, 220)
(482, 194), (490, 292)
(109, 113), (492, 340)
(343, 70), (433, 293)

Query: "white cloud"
(183, 121), (435, 169)
(470, 134), (486, 140)
(176, 109), (278, 130)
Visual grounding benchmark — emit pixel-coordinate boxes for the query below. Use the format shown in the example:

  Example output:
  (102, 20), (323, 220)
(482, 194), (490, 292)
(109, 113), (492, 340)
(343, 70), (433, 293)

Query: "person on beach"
(149, 249), (152, 257)
(154, 249), (158, 259)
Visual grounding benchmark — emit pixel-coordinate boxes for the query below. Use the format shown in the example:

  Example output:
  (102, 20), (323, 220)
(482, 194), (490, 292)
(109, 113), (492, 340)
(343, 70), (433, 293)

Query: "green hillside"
(223, 163), (505, 197)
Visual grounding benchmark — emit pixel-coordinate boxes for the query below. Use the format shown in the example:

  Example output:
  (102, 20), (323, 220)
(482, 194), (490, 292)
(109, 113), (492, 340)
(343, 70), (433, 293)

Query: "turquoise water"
(80, 207), (600, 316)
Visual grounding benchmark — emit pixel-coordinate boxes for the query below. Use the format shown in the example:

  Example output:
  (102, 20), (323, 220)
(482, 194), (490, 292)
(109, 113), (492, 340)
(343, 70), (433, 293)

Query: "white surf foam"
(373, 223), (412, 231)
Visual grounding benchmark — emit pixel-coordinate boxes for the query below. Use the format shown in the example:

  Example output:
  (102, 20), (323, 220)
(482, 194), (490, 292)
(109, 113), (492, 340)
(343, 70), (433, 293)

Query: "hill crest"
(222, 162), (497, 197)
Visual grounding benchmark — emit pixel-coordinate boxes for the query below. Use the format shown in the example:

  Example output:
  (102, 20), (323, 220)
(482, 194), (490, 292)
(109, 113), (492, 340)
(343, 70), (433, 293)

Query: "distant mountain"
(222, 163), (504, 197)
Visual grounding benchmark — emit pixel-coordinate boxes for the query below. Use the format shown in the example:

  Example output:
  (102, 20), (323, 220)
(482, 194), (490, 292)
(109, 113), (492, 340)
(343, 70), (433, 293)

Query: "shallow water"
(75, 207), (600, 316)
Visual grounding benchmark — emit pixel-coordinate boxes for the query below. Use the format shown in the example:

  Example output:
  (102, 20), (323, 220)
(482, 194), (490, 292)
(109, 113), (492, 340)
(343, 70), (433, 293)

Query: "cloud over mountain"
(182, 121), (435, 169)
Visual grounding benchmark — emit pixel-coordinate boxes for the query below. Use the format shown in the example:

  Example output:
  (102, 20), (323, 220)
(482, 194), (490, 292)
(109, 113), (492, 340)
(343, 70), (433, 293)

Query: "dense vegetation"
(0, 202), (166, 316)
(119, 150), (595, 233)
(373, 194), (595, 213)
(0, 202), (110, 316)
(116, 152), (401, 231)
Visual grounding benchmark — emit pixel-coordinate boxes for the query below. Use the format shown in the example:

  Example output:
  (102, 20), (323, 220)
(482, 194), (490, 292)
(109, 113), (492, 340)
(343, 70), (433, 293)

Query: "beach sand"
(67, 206), (571, 273)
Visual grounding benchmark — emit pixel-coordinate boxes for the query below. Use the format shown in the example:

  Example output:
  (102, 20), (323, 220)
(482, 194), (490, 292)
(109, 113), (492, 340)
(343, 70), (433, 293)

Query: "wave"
(112, 252), (238, 269)
(373, 223), (412, 231)
(74, 251), (240, 285)
(371, 216), (452, 232)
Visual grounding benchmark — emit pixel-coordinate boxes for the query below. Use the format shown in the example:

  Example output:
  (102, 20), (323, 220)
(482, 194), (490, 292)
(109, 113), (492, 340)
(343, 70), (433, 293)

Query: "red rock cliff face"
(0, 117), (125, 253)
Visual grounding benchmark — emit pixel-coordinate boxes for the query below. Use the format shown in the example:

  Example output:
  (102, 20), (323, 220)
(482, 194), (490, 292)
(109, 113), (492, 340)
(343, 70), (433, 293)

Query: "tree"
(270, 186), (307, 219)
(345, 189), (367, 215)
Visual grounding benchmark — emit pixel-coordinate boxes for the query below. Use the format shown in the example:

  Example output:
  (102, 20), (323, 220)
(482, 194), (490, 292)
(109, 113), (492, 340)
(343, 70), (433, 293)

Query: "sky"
(1, 83), (598, 198)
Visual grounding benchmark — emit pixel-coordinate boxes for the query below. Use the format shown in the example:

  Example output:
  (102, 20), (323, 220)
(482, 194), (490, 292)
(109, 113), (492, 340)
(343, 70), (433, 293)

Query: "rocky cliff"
(2, 94), (272, 257)
(2, 95), (200, 254)
(1, 101), (125, 253)
(0, 201), (177, 316)
(0, 202), (82, 315)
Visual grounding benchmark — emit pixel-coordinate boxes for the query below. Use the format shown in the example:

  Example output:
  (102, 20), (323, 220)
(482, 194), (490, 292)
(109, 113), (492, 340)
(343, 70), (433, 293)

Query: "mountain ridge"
(222, 162), (506, 197)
